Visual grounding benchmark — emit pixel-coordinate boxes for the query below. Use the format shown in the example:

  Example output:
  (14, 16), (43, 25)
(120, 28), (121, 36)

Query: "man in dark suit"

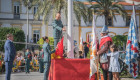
(4, 34), (16, 80)
(52, 13), (66, 48)
(43, 36), (57, 80)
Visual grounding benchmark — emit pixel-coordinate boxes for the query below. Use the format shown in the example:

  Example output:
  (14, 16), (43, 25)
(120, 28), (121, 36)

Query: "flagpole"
(93, 10), (99, 80)
(90, 10), (99, 80)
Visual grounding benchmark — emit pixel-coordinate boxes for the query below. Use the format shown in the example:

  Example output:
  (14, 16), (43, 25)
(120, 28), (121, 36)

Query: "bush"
(112, 35), (127, 50)
(0, 27), (25, 51)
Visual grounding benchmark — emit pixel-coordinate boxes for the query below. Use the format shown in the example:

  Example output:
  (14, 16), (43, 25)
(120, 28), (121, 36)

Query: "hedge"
(0, 27), (25, 51)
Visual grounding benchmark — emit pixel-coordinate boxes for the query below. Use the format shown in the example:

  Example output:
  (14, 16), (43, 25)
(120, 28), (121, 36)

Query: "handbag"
(100, 53), (108, 63)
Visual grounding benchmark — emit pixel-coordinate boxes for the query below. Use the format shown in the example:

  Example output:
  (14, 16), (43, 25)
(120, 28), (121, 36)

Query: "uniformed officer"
(43, 36), (57, 80)
(38, 49), (44, 73)
(52, 13), (66, 48)
(25, 49), (32, 73)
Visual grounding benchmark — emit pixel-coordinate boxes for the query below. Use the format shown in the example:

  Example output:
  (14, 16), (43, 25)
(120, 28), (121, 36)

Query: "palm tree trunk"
(105, 15), (108, 26)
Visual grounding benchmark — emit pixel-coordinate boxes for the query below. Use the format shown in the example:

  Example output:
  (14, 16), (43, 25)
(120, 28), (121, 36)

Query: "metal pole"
(26, 4), (29, 48)
(67, 0), (74, 58)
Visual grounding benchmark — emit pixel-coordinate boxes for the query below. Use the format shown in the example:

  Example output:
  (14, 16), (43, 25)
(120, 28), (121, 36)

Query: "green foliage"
(90, 0), (127, 25)
(0, 27), (25, 51)
(37, 37), (54, 50)
(34, 0), (90, 25)
(112, 35), (127, 50)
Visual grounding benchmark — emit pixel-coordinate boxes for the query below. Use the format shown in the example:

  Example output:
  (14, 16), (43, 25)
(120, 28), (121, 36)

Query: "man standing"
(4, 34), (16, 80)
(97, 25), (113, 80)
(83, 42), (89, 58)
(38, 49), (44, 73)
(25, 48), (32, 73)
(52, 13), (66, 48)
(43, 36), (57, 80)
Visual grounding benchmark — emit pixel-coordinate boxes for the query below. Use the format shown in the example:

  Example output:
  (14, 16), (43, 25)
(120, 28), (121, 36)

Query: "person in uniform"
(97, 25), (113, 80)
(25, 49), (32, 73)
(52, 13), (66, 48)
(38, 49), (44, 73)
(43, 36), (57, 80)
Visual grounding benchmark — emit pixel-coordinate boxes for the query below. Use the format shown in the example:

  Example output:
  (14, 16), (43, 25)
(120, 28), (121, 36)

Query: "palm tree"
(22, 0), (38, 9)
(34, 0), (90, 25)
(89, 0), (127, 26)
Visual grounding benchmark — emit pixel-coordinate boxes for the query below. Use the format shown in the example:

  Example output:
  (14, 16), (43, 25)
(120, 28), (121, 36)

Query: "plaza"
(0, 0), (140, 80)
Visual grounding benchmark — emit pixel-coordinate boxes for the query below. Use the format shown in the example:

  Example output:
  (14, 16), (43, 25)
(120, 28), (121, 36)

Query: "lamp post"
(67, 0), (74, 58)
(26, 1), (29, 48)
(25, 0), (32, 48)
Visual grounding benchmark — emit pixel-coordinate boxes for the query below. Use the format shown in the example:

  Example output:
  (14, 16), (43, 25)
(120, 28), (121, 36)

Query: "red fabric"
(0, 60), (1, 66)
(55, 37), (64, 57)
(49, 59), (95, 80)
(99, 37), (112, 49)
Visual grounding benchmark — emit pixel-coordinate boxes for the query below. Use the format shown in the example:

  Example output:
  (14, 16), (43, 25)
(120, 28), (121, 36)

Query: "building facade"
(0, 0), (140, 49)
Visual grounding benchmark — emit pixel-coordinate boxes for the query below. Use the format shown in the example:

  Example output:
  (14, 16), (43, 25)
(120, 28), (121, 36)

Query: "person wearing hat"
(25, 48), (32, 73)
(97, 25), (113, 80)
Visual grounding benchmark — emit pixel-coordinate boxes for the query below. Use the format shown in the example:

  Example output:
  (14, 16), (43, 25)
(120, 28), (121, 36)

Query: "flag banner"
(55, 37), (64, 58)
(79, 36), (83, 51)
(125, 5), (139, 78)
(90, 14), (98, 79)
(49, 59), (90, 80)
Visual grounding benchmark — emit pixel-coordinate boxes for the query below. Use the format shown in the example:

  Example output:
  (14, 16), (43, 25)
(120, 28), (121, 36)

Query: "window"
(13, 2), (20, 19)
(34, 6), (38, 14)
(126, 16), (131, 26)
(108, 17), (112, 26)
(33, 30), (40, 43)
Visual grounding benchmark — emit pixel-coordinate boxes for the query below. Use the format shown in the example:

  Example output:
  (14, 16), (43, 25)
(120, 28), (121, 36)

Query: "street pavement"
(0, 72), (44, 80)
(0, 72), (139, 80)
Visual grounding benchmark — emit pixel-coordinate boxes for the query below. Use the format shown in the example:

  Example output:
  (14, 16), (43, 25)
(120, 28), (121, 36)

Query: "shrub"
(0, 27), (25, 51)
(112, 35), (127, 50)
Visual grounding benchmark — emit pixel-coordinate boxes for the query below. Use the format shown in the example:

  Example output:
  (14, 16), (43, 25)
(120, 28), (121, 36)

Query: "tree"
(0, 27), (25, 51)
(22, 0), (38, 9)
(34, 0), (90, 25)
(89, 0), (127, 26)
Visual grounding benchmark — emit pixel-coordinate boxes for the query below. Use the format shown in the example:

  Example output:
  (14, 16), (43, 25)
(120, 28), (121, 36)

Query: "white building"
(0, 0), (140, 48)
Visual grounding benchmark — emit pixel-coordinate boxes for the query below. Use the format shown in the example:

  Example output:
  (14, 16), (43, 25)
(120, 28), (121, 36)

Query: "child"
(107, 44), (120, 80)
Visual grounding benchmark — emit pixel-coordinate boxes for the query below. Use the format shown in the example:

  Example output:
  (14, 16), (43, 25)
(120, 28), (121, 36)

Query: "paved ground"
(0, 72), (44, 80)
(0, 72), (139, 80)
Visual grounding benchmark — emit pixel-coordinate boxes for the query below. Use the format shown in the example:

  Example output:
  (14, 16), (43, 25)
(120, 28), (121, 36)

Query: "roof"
(83, 1), (140, 6)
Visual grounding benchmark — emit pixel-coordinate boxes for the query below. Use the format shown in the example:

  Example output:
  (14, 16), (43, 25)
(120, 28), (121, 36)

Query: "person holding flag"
(97, 25), (113, 80)
(43, 36), (57, 80)
(52, 13), (66, 48)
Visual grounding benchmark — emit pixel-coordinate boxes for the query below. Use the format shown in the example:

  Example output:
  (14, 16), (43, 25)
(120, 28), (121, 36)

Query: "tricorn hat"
(101, 25), (109, 33)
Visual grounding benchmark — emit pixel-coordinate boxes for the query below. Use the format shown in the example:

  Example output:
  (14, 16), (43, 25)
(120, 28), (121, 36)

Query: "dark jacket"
(4, 40), (16, 62)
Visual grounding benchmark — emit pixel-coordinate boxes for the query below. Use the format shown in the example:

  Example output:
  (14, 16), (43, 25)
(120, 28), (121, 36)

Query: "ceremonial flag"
(90, 13), (98, 79)
(125, 5), (139, 78)
(55, 37), (64, 58)
(79, 36), (83, 51)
